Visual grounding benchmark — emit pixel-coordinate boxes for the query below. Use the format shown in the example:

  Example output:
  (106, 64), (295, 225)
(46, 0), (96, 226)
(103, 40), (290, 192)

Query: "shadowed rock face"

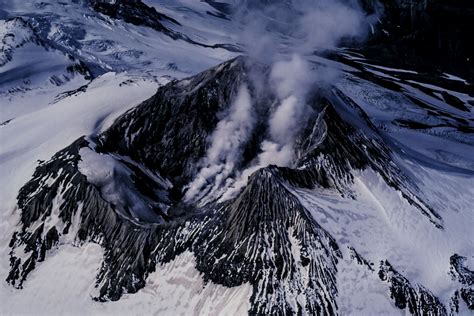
(98, 58), (248, 184)
(378, 260), (448, 316)
(7, 136), (342, 313)
(6, 56), (457, 314)
(361, 0), (474, 77)
(89, 0), (179, 33)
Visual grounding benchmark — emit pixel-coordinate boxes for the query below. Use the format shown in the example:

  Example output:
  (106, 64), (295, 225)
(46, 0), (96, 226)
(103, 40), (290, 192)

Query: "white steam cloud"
(185, 84), (255, 203)
(186, 0), (370, 203)
(220, 55), (315, 200)
(238, 0), (367, 62)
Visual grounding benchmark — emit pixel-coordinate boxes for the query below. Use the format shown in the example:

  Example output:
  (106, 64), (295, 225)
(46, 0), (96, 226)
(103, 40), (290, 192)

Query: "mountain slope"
(1, 0), (473, 315)
(4, 57), (473, 314)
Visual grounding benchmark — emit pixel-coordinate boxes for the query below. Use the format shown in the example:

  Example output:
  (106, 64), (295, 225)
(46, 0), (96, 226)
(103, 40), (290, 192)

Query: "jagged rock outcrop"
(6, 136), (342, 314)
(89, 0), (179, 33)
(379, 260), (447, 315)
(98, 58), (249, 186)
(449, 254), (474, 312)
(7, 137), (185, 298)
(199, 166), (341, 314)
(282, 90), (443, 228)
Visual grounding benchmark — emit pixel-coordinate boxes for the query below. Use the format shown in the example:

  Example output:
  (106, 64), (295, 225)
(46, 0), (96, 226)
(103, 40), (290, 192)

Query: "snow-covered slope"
(0, 0), (237, 77)
(1, 0), (473, 315)
(0, 17), (90, 121)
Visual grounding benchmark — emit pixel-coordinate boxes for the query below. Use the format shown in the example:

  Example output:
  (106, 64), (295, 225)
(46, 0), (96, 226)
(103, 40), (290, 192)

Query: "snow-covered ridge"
(0, 16), (93, 122)
(0, 18), (35, 66)
(1, 0), (238, 80)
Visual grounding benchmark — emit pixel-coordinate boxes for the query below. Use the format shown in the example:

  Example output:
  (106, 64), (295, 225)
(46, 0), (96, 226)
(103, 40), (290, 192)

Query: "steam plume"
(186, 0), (370, 203)
(184, 84), (255, 203)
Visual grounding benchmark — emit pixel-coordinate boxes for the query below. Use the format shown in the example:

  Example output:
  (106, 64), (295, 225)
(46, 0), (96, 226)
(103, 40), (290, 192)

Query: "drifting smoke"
(185, 84), (255, 203)
(269, 55), (314, 145)
(220, 55), (315, 200)
(186, 0), (370, 203)
(237, 0), (367, 62)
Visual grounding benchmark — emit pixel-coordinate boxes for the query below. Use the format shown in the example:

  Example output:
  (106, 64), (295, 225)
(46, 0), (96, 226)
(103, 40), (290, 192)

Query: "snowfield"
(1, 244), (251, 315)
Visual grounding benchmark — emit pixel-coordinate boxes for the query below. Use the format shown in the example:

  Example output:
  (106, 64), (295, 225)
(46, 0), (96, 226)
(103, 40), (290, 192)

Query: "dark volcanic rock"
(89, 0), (179, 33)
(361, 0), (474, 78)
(98, 58), (249, 189)
(379, 260), (448, 315)
(282, 90), (443, 228)
(199, 166), (341, 314)
(7, 137), (182, 298)
(449, 254), (474, 311)
(7, 137), (342, 313)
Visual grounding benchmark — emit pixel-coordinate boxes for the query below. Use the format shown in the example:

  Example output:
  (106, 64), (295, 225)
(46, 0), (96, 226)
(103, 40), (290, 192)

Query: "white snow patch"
(442, 73), (469, 85)
(1, 246), (251, 315)
(336, 247), (400, 315)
